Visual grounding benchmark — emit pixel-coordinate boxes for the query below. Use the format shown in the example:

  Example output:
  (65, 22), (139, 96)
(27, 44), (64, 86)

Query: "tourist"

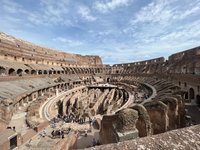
(13, 126), (16, 132)
(84, 130), (88, 137)
(42, 129), (46, 137)
(51, 130), (55, 138)
(96, 140), (100, 145)
(92, 138), (96, 146)
(61, 129), (64, 139)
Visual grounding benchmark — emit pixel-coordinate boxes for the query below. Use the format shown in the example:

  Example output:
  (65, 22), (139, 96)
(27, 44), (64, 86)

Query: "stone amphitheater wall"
(0, 33), (199, 148)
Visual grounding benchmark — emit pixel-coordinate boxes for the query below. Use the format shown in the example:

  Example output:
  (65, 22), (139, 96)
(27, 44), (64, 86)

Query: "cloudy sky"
(0, 0), (200, 64)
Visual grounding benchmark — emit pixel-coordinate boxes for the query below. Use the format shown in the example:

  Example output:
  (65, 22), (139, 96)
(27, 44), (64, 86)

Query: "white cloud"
(40, 0), (69, 17)
(78, 6), (96, 22)
(26, 0), (72, 26)
(94, 0), (132, 13)
(160, 20), (200, 42)
(53, 37), (83, 47)
(131, 0), (175, 25)
(175, 4), (200, 20)
(1, 0), (24, 13)
(131, 0), (200, 25)
(97, 30), (112, 36)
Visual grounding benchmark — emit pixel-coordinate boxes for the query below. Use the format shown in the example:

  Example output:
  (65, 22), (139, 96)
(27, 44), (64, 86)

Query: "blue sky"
(0, 0), (200, 64)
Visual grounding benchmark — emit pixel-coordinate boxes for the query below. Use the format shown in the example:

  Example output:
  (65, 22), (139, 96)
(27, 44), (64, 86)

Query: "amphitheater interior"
(0, 32), (200, 150)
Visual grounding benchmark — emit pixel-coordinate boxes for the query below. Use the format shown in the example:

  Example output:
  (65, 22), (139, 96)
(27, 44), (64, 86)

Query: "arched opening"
(184, 92), (188, 99)
(57, 100), (63, 117)
(189, 88), (195, 100)
(8, 68), (15, 76)
(91, 68), (95, 74)
(84, 69), (87, 74)
(71, 68), (75, 74)
(49, 70), (52, 75)
(107, 78), (110, 82)
(17, 69), (23, 76)
(74, 68), (78, 74)
(65, 68), (69, 74)
(80, 68), (82, 74)
(31, 70), (36, 75)
(0, 66), (6, 75)
(43, 70), (48, 74)
(57, 71), (61, 74)
(80, 68), (83, 74)
(61, 71), (64, 74)
(38, 90), (42, 96)
(38, 70), (43, 75)
(79, 68), (83, 74)
(24, 69), (29, 74)
(88, 68), (91, 74)
(76, 68), (81, 74)
(53, 71), (56, 74)
(78, 68), (81, 74)
(196, 95), (200, 106)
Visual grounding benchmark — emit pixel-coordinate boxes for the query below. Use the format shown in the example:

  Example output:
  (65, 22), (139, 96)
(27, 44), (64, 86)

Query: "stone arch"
(43, 70), (48, 74)
(196, 95), (200, 106)
(64, 69), (67, 74)
(86, 68), (90, 74)
(88, 68), (91, 74)
(71, 68), (75, 74)
(79, 68), (84, 74)
(31, 70), (36, 75)
(77, 68), (81, 74)
(91, 68), (94, 74)
(24, 69), (30, 74)
(49, 70), (53, 74)
(8, 68), (15, 75)
(189, 88), (195, 100)
(91, 68), (95, 74)
(0, 66), (6, 75)
(184, 92), (188, 100)
(76, 68), (80, 74)
(38, 70), (43, 75)
(96, 68), (100, 73)
(195, 62), (200, 75)
(83, 68), (86, 74)
(65, 68), (70, 74)
(57, 100), (63, 116)
(17, 69), (23, 76)
(81, 68), (84, 74)
(38, 90), (42, 96)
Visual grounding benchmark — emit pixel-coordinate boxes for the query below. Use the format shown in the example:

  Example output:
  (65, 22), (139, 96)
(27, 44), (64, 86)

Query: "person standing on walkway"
(92, 138), (96, 146)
